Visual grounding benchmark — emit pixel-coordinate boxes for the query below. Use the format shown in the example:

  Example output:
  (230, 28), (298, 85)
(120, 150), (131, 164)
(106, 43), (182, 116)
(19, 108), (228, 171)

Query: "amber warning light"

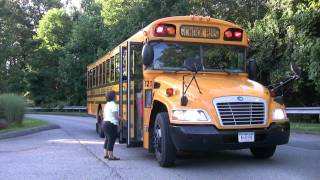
(155, 24), (176, 37)
(166, 88), (174, 97)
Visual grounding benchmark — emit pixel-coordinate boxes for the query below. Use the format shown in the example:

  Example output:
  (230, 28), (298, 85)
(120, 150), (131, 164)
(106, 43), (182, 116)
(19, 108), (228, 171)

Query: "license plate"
(238, 132), (255, 143)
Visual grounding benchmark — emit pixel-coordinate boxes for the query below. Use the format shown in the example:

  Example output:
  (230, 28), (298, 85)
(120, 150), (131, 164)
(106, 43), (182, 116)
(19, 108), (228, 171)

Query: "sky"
(61, 0), (82, 12)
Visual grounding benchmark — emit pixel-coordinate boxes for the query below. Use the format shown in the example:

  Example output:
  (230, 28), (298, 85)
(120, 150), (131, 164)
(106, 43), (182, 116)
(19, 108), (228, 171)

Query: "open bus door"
(118, 45), (127, 144)
(119, 42), (143, 147)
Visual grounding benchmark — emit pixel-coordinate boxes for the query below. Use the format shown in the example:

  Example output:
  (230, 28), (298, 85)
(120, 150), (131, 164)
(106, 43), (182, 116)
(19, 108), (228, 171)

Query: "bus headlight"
(172, 109), (210, 122)
(272, 109), (288, 121)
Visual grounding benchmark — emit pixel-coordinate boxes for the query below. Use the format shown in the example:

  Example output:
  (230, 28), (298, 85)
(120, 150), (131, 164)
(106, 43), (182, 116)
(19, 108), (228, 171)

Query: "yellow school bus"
(87, 16), (290, 167)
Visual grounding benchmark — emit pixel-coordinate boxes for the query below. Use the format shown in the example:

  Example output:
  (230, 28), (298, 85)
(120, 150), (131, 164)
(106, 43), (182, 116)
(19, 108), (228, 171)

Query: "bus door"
(125, 41), (143, 147)
(118, 46), (127, 144)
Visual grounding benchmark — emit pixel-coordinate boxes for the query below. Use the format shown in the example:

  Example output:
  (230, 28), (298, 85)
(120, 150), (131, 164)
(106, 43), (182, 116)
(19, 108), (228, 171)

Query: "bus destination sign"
(180, 25), (220, 39)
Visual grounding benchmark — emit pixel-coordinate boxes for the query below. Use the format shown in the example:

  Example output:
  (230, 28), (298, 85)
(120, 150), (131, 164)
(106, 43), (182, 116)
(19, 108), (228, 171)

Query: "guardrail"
(286, 107), (320, 115)
(27, 106), (320, 114)
(27, 106), (87, 112)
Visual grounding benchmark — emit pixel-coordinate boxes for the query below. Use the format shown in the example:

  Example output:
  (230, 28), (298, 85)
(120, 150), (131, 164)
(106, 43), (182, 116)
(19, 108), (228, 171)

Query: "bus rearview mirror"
(290, 63), (301, 78)
(183, 58), (203, 72)
(142, 44), (154, 66)
(247, 59), (257, 81)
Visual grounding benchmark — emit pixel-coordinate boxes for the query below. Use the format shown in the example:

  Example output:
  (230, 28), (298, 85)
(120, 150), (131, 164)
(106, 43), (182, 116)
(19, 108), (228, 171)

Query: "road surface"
(0, 114), (319, 180)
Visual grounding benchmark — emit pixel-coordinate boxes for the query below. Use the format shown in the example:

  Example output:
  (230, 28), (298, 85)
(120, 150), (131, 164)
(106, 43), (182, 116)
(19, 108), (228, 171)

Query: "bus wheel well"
(148, 100), (168, 153)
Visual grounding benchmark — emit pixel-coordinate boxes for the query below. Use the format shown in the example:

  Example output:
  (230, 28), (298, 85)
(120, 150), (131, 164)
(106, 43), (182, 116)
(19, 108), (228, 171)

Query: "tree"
(59, 0), (109, 105)
(29, 8), (72, 105)
(249, 0), (320, 105)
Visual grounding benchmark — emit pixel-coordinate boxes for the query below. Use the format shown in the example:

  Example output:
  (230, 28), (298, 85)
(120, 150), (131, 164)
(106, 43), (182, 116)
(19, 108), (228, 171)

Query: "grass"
(290, 122), (320, 134)
(0, 118), (48, 134)
(27, 111), (89, 117)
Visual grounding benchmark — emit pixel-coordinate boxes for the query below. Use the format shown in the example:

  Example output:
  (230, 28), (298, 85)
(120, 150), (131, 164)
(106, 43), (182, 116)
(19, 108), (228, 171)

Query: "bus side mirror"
(290, 63), (301, 79)
(247, 59), (257, 81)
(142, 43), (154, 66)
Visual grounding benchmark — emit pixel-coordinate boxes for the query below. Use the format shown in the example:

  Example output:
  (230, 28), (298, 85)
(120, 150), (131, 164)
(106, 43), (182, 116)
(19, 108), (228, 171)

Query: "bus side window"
(107, 59), (111, 83)
(105, 60), (110, 83)
(115, 54), (120, 82)
(86, 71), (89, 89)
(96, 66), (98, 86)
(99, 64), (102, 86)
(111, 57), (115, 82)
(103, 62), (106, 85)
(90, 70), (93, 88)
(122, 49), (127, 79)
(93, 68), (96, 87)
(97, 65), (99, 86)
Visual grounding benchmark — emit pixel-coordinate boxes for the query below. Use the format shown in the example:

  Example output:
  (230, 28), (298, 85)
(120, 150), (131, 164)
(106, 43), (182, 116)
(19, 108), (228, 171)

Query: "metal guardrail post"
(286, 107), (320, 114)
(27, 106), (87, 112)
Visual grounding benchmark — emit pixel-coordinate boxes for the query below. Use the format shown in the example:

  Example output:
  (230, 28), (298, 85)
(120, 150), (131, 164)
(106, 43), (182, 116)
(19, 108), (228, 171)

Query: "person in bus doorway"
(103, 90), (123, 160)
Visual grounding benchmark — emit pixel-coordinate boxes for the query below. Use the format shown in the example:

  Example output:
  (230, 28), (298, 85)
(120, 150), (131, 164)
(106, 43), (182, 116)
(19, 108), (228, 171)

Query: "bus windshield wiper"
(181, 58), (203, 106)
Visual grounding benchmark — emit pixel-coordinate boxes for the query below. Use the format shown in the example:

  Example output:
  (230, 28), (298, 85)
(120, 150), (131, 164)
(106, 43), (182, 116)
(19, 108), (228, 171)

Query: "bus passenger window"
(115, 54), (120, 82)
(90, 70), (93, 88)
(106, 60), (110, 83)
(94, 66), (99, 86)
(86, 71), (89, 89)
(103, 62), (105, 84)
(92, 68), (96, 87)
(121, 51), (127, 79)
(99, 64), (102, 86)
(111, 57), (115, 82)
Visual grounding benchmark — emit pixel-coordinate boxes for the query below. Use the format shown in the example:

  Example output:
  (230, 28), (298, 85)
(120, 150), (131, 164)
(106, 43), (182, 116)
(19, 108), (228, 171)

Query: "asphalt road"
(0, 114), (319, 180)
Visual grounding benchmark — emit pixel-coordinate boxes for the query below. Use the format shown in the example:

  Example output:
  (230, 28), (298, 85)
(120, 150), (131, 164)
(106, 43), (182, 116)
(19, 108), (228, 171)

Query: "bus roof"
(88, 15), (248, 69)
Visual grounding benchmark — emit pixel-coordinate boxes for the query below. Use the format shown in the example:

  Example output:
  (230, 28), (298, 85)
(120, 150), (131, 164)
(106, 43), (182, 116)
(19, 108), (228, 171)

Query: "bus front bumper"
(170, 122), (290, 152)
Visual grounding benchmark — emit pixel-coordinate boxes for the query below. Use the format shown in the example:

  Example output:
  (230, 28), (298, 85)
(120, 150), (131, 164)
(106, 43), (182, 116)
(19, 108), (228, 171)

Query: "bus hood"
(154, 73), (271, 102)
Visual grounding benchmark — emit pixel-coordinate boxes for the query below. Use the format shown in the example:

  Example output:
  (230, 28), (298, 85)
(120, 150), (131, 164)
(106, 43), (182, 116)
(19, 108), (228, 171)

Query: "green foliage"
(248, 0), (320, 105)
(0, 0), (319, 107)
(0, 94), (26, 125)
(35, 8), (72, 51)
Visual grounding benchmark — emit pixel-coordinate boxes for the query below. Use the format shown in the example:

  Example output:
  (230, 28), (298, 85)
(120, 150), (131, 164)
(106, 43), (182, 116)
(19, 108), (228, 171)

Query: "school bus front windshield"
(151, 42), (246, 73)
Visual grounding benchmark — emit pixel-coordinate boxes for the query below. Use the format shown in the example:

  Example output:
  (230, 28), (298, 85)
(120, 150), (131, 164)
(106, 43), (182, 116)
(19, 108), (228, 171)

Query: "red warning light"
(234, 31), (243, 40)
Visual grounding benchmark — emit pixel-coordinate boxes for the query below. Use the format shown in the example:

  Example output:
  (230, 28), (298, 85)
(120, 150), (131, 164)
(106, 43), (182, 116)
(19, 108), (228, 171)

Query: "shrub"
(0, 94), (26, 125)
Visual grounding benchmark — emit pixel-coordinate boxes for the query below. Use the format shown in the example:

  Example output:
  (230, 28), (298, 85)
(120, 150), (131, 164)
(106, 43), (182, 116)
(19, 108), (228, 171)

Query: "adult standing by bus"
(103, 90), (123, 160)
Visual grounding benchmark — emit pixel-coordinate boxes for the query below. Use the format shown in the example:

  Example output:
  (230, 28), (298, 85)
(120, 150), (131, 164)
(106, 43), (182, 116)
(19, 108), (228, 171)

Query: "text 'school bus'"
(86, 16), (289, 167)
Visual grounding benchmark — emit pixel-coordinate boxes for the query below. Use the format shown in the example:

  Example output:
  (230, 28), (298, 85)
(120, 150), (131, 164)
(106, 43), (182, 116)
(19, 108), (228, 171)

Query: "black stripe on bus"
(87, 100), (135, 105)
(87, 79), (136, 90)
(87, 91), (134, 98)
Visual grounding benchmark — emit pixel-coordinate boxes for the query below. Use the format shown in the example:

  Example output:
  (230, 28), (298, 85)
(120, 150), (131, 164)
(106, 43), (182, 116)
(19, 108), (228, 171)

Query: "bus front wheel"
(250, 146), (276, 159)
(154, 112), (176, 167)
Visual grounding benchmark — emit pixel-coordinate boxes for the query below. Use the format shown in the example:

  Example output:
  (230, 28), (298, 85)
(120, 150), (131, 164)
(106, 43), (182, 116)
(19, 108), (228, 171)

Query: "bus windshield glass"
(151, 42), (246, 72)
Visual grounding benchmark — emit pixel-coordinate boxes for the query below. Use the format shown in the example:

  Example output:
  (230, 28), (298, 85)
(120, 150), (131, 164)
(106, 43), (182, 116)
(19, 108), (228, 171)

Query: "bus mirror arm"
(269, 63), (301, 97)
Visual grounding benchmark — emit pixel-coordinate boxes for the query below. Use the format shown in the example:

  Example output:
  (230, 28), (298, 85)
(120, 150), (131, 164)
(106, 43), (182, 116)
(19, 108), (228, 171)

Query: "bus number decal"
(144, 80), (153, 88)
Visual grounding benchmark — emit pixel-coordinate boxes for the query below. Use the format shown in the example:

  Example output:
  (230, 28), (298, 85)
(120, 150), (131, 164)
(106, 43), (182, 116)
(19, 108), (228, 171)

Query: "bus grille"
(213, 97), (266, 126)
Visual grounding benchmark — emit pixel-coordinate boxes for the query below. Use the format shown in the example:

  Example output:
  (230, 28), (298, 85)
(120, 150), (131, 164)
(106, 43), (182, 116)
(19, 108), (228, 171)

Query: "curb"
(0, 124), (60, 140)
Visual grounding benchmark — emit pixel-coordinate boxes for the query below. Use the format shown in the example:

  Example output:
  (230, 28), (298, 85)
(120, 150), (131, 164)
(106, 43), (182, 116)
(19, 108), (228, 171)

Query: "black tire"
(250, 146), (276, 159)
(97, 108), (105, 138)
(154, 112), (176, 167)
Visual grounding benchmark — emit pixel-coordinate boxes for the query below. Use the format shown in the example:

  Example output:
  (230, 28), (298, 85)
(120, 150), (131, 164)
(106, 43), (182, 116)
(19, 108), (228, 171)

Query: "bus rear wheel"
(154, 112), (176, 167)
(250, 146), (276, 159)
(97, 108), (105, 138)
